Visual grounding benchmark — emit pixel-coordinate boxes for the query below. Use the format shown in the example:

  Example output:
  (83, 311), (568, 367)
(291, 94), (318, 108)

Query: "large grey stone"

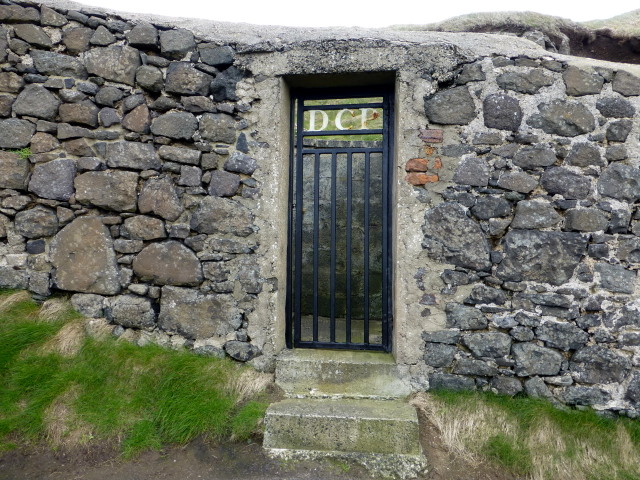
(199, 113), (236, 143)
(106, 141), (161, 170)
(224, 151), (257, 175)
(429, 373), (475, 391)
(512, 343), (563, 376)
(135, 65), (164, 92)
(210, 66), (244, 102)
(40, 6), (67, 26)
(424, 86), (476, 125)
(191, 197), (254, 237)
(513, 145), (556, 169)
(470, 197), (510, 219)
(496, 69), (554, 94)
(528, 100), (596, 137)
(150, 111), (197, 140)
(84, 46), (141, 86)
(540, 167), (591, 200)
(15, 206), (58, 239)
(123, 216), (166, 240)
(491, 377), (523, 396)
(70, 293), (104, 318)
(0, 151), (29, 189)
(565, 142), (604, 167)
(626, 372), (640, 405)
(618, 237), (640, 263)
(571, 345), (632, 384)
(597, 164), (640, 203)
(497, 230), (587, 285)
(483, 93), (522, 131)
(224, 341), (260, 362)
(595, 97), (635, 118)
(105, 295), (156, 329)
(0, 4), (39, 22)
(126, 23), (158, 47)
(453, 357), (498, 376)
(612, 70), (640, 96)
(562, 386), (610, 406)
(12, 84), (60, 121)
(158, 146), (201, 165)
(0, 267), (28, 289)
(535, 321), (588, 351)
(0, 72), (23, 93)
(75, 170), (139, 212)
(199, 45), (234, 67)
(445, 303), (487, 330)
(208, 170), (240, 197)
(565, 208), (608, 232)
(453, 156), (489, 187)
(462, 332), (511, 358)
(424, 343), (456, 367)
(133, 241), (203, 286)
(422, 329), (461, 344)
(58, 101), (99, 127)
(562, 66), (604, 96)
(50, 217), (120, 295)
(62, 26), (92, 54)
(422, 202), (491, 271)
(28, 158), (76, 201)
(0, 118), (35, 148)
(31, 50), (87, 78)
(159, 29), (196, 59)
(595, 263), (636, 294)
(158, 286), (241, 339)
(165, 62), (212, 96)
(511, 200), (561, 229)
(137, 177), (184, 221)
(496, 171), (538, 193)
(606, 119), (633, 142)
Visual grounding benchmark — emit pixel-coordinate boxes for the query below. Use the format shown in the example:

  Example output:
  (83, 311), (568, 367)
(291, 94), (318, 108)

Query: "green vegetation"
(414, 389), (640, 480)
(8, 147), (31, 159)
(0, 290), (270, 457)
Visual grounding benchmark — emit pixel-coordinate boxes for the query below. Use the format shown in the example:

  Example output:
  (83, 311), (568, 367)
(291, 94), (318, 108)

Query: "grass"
(7, 148), (31, 159)
(413, 389), (640, 480)
(0, 290), (271, 457)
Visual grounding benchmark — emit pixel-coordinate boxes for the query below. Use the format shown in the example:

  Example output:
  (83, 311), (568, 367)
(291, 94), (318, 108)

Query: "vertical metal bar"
(346, 152), (353, 344)
(364, 151), (370, 344)
(330, 151), (337, 343)
(313, 152), (320, 343)
(381, 92), (390, 349)
(293, 96), (305, 346)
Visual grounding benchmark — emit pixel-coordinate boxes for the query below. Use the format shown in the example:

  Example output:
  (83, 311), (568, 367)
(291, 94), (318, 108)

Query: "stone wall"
(0, 0), (264, 362)
(0, 0), (639, 416)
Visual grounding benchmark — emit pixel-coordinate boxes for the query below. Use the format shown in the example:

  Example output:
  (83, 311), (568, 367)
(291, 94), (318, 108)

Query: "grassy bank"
(413, 389), (640, 480)
(0, 290), (271, 457)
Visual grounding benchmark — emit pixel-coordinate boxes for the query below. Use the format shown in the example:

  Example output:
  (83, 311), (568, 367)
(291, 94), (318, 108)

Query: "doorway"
(286, 86), (394, 351)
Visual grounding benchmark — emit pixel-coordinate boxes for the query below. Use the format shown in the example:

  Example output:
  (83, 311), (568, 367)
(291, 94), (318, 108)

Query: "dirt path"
(1, 430), (515, 480)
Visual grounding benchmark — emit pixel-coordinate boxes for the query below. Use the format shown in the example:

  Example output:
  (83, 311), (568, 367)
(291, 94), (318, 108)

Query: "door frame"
(285, 85), (394, 352)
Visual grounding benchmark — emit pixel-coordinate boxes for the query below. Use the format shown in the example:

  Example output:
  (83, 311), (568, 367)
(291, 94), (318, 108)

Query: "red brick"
(419, 128), (444, 143)
(406, 173), (439, 185)
(405, 158), (429, 172)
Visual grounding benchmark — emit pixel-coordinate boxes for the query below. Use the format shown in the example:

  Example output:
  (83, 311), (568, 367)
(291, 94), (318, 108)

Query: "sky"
(77, 0), (638, 28)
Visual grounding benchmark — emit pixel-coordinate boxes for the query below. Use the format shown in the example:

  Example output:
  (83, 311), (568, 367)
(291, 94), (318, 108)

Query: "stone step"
(263, 397), (422, 456)
(275, 349), (412, 399)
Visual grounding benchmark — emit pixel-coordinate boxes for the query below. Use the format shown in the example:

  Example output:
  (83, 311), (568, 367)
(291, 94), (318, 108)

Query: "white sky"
(77, 0), (638, 28)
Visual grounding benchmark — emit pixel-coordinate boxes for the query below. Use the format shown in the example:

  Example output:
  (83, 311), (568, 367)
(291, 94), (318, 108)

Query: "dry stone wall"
(0, 0), (639, 416)
(0, 0), (263, 361)
(417, 57), (640, 417)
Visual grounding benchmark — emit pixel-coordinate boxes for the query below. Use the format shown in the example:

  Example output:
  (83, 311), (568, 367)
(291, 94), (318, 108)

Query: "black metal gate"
(286, 86), (394, 351)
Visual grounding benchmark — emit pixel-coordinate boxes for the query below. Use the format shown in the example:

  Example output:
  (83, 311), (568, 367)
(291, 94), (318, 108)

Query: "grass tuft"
(0, 291), (271, 457)
(415, 390), (640, 480)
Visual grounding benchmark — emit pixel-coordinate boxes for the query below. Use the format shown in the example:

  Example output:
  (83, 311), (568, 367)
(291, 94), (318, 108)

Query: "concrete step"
(263, 397), (422, 456)
(275, 349), (412, 399)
